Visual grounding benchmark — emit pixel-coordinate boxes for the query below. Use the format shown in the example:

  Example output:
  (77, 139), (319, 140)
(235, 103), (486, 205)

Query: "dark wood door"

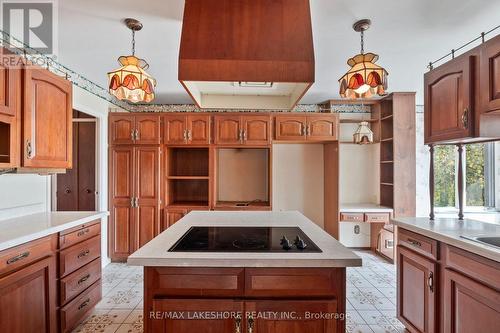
(150, 299), (243, 333)
(307, 115), (338, 141)
(397, 246), (436, 333)
(443, 268), (500, 333)
(134, 146), (160, 249)
(244, 300), (338, 333)
(135, 114), (161, 144)
(109, 146), (134, 260)
(480, 35), (500, 113)
(109, 114), (135, 145)
(0, 256), (57, 333)
(164, 115), (187, 144)
(243, 115), (271, 145)
(23, 67), (72, 168)
(424, 56), (474, 143)
(214, 115), (241, 144)
(187, 114), (210, 144)
(0, 51), (19, 117)
(275, 116), (306, 141)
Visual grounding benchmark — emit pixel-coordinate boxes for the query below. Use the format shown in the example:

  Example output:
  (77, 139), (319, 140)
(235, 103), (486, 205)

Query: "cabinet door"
(307, 115), (338, 141)
(243, 115), (271, 145)
(135, 114), (161, 144)
(150, 299), (243, 333)
(0, 256), (57, 333)
(164, 115), (187, 144)
(0, 53), (19, 117)
(187, 114), (210, 144)
(397, 246), (436, 333)
(275, 115), (306, 141)
(109, 146), (134, 260)
(214, 115), (241, 144)
(480, 35), (500, 113)
(23, 67), (72, 168)
(443, 268), (500, 333)
(134, 146), (160, 250)
(424, 56), (474, 143)
(109, 114), (135, 145)
(161, 209), (188, 232)
(244, 300), (338, 333)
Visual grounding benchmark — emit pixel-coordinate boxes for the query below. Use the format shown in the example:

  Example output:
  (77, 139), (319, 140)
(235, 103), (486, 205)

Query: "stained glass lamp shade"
(339, 53), (388, 99)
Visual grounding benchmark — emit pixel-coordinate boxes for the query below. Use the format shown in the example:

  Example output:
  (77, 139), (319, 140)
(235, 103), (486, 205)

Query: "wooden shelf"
(215, 201), (271, 210)
(380, 182), (394, 186)
(339, 119), (378, 124)
(167, 176), (210, 180)
(167, 201), (209, 208)
(381, 160), (394, 164)
(380, 115), (393, 121)
(380, 137), (394, 142)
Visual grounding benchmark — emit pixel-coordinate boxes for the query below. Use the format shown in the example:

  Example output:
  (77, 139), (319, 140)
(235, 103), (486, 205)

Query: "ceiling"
(55, 0), (500, 105)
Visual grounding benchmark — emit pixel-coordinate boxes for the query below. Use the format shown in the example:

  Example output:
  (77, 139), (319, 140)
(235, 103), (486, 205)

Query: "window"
(434, 143), (496, 210)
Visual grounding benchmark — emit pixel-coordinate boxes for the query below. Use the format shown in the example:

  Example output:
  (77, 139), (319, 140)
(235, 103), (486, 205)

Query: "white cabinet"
(339, 222), (370, 247)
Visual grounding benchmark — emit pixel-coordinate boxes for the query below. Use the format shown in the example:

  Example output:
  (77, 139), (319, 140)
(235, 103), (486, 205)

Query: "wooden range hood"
(178, 0), (315, 110)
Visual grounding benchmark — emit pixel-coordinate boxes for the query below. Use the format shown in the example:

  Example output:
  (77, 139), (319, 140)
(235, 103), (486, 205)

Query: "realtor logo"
(1, 0), (56, 54)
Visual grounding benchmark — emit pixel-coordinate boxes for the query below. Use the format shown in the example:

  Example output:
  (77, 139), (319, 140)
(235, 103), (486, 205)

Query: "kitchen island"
(128, 211), (361, 333)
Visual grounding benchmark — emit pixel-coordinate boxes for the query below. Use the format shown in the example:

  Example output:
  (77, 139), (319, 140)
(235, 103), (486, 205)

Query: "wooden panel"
(59, 280), (102, 333)
(0, 235), (55, 276)
(161, 209), (187, 232)
(59, 235), (100, 277)
(245, 268), (341, 297)
(214, 115), (241, 144)
(187, 114), (210, 144)
(59, 221), (100, 250)
(109, 114), (135, 145)
(274, 115), (306, 141)
(443, 268), (500, 333)
(135, 114), (161, 144)
(424, 56), (474, 143)
(306, 115), (338, 141)
(59, 258), (101, 305)
(245, 300), (338, 333)
(480, 35), (500, 114)
(164, 115), (187, 144)
(0, 256), (57, 333)
(0, 52), (18, 117)
(242, 115), (271, 145)
(77, 121), (96, 210)
(23, 67), (72, 168)
(398, 228), (438, 261)
(397, 246), (436, 333)
(324, 142), (339, 238)
(365, 213), (390, 223)
(340, 213), (364, 222)
(57, 122), (79, 210)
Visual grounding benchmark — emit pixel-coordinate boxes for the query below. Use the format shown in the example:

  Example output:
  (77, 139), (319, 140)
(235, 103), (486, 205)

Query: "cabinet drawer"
(398, 228), (438, 260)
(0, 235), (55, 276)
(60, 279), (102, 333)
(59, 235), (100, 277)
(60, 258), (101, 305)
(245, 268), (339, 297)
(365, 213), (390, 223)
(340, 213), (364, 222)
(59, 221), (100, 250)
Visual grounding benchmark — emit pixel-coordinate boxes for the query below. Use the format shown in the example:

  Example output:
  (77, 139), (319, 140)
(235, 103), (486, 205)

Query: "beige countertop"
(392, 217), (500, 262)
(128, 211), (362, 268)
(0, 211), (109, 251)
(340, 203), (393, 213)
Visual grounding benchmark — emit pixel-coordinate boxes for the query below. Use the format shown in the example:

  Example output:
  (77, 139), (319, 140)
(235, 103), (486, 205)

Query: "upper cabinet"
(424, 34), (500, 144)
(275, 114), (338, 142)
(0, 54), (19, 117)
(214, 114), (271, 145)
(110, 114), (161, 145)
(22, 66), (73, 168)
(164, 114), (210, 145)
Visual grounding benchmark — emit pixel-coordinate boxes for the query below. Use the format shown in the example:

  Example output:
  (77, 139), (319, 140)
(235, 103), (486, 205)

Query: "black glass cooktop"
(168, 226), (322, 252)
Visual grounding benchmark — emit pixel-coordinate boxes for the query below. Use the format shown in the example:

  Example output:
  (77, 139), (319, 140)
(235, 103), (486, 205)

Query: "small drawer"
(60, 279), (102, 333)
(0, 235), (56, 276)
(365, 213), (390, 223)
(340, 213), (364, 222)
(59, 235), (100, 277)
(59, 221), (100, 250)
(245, 268), (339, 297)
(398, 228), (438, 260)
(60, 258), (101, 305)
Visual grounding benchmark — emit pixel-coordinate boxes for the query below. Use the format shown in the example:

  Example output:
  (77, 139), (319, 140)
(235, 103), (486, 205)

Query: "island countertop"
(128, 211), (362, 267)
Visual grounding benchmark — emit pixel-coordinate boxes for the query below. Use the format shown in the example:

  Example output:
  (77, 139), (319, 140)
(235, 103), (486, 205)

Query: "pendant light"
(339, 19), (388, 99)
(353, 121), (374, 144)
(108, 18), (156, 103)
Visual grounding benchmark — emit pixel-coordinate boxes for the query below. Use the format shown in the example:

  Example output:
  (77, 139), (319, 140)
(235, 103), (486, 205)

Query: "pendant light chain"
(131, 29), (136, 56)
(360, 30), (364, 54)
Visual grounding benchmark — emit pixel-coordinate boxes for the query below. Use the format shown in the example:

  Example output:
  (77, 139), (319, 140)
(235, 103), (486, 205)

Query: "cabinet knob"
(247, 314), (254, 333)
(235, 314), (241, 333)
(65, 188), (71, 194)
(26, 140), (33, 159)
(428, 272), (434, 292)
(462, 108), (469, 129)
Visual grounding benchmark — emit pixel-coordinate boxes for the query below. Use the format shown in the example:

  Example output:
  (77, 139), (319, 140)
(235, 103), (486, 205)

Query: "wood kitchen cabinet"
(109, 113), (161, 145)
(480, 35), (500, 113)
(275, 114), (338, 142)
(23, 66), (73, 168)
(161, 209), (188, 232)
(164, 114), (211, 145)
(214, 114), (271, 145)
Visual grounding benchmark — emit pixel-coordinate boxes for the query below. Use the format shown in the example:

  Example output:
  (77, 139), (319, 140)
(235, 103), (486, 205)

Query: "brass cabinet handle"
(243, 130), (247, 141)
(77, 249), (90, 259)
(428, 272), (434, 292)
(130, 130), (135, 140)
(183, 129), (188, 143)
(247, 314), (254, 333)
(77, 228), (90, 237)
(134, 129), (140, 141)
(7, 251), (30, 265)
(407, 238), (422, 247)
(78, 273), (91, 285)
(238, 129), (244, 143)
(134, 197), (139, 208)
(306, 124), (311, 136)
(130, 197), (134, 207)
(235, 314), (241, 333)
(78, 298), (91, 310)
(26, 140), (33, 159)
(462, 107), (469, 129)
(300, 124), (306, 136)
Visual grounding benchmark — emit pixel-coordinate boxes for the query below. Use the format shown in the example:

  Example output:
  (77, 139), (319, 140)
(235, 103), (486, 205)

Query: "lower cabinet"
(161, 209), (188, 232)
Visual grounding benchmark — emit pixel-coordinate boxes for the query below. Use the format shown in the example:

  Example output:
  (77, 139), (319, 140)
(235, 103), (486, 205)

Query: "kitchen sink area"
(461, 235), (500, 249)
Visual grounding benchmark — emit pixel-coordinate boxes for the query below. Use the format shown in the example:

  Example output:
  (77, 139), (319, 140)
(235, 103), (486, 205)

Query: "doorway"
(56, 110), (96, 211)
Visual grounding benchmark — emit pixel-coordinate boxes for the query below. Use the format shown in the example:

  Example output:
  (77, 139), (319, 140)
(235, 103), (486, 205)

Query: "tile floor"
(73, 251), (404, 333)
